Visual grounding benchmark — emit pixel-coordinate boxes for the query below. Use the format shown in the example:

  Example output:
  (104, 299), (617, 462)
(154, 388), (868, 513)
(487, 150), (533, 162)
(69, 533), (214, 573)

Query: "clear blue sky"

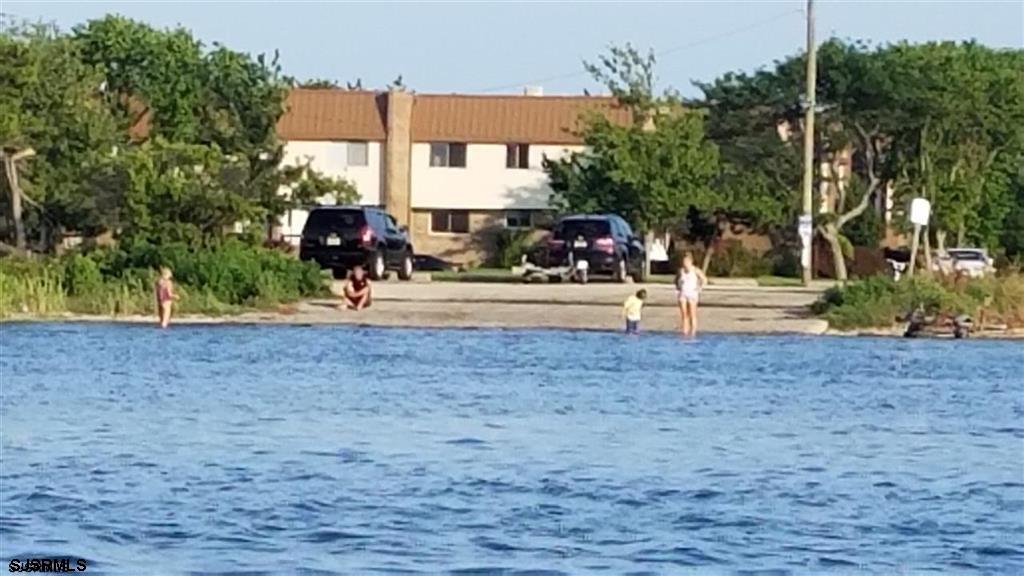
(6, 1), (1023, 96)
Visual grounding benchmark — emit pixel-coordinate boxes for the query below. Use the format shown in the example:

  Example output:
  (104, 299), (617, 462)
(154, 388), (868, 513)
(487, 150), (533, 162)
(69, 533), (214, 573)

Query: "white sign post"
(798, 214), (813, 272)
(907, 198), (931, 278)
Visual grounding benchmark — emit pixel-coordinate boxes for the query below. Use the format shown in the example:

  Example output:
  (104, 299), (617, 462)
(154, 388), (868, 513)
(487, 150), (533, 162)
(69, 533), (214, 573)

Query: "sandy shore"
(3, 281), (831, 335)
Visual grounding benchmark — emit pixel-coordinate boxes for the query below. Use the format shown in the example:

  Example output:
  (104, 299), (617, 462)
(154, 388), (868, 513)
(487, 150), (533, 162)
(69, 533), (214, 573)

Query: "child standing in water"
(622, 289), (647, 335)
(676, 253), (707, 337)
(155, 267), (178, 329)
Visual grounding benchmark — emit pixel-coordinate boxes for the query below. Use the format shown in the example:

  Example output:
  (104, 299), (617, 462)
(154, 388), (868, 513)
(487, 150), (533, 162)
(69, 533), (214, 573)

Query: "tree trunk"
(923, 228), (933, 275)
(956, 223), (965, 248)
(2, 153), (27, 251)
(935, 229), (946, 253)
(822, 223), (848, 282)
(643, 230), (654, 280)
(701, 243), (713, 273)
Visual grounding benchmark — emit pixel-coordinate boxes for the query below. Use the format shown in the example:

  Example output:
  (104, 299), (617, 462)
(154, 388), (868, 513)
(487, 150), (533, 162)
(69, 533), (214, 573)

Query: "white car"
(932, 248), (995, 278)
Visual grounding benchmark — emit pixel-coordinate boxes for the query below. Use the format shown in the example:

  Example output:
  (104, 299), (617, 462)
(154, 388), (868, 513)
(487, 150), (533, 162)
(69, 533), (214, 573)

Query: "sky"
(5, 1), (1023, 96)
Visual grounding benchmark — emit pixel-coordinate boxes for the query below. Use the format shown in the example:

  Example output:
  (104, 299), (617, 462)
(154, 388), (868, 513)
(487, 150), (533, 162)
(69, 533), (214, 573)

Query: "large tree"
(1, 16), (357, 251)
(0, 20), (122, 252)
(545, 45), (720, 276)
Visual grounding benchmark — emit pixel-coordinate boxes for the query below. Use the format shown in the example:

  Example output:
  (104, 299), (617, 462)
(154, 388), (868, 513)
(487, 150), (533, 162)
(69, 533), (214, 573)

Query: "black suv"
(299, 206), (415, 281)
(530, 214), (646, 282)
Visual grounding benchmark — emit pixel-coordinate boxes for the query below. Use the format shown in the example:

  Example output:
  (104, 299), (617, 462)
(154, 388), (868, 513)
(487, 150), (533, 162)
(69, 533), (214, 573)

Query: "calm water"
(1, 324), (1022, 575)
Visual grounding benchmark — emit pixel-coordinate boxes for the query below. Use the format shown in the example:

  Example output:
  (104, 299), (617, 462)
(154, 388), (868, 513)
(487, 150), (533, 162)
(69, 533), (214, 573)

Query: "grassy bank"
(0, 242), (327, 319)
(812, 273), (1024, 330)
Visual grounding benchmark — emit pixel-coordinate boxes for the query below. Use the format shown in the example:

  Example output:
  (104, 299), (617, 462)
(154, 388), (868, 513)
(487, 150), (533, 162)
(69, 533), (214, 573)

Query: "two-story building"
(276, 88), (629, 264)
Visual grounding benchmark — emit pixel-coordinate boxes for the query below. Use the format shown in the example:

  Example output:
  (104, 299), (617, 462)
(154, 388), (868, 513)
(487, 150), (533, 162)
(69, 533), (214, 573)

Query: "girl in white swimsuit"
(676, 252), (707, 337)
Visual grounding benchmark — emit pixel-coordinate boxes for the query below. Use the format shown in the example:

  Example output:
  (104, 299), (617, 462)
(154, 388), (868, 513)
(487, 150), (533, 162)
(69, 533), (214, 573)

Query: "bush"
(0, 241), (326, 318)
(707, 243), (773, 277)
(813, 273), (1022, 330)
(493, 229), (534, 269)
(64, 254), (104, 296)
(107, 240), (324, 306)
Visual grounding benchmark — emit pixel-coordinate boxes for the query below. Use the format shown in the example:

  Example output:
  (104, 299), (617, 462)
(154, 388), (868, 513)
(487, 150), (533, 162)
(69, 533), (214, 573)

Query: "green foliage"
(706, 243), (773, 278)
(64, 253), (103, 296)
(698, 39), (1024, 278)
(2, 15), (345, 251)
(813, 274), (1023, 330)
(0, 20), (123, 243)
(0, 243), (324, 317)
(494, 228), (533, 269)
(544, 108), (720, 233)
(844, 207), (882, 248)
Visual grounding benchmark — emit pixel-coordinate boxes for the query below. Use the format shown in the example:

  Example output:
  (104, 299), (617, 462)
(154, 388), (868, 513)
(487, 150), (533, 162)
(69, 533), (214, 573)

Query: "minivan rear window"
(555, 220), (611, 239)
(303, 209), (366, 235)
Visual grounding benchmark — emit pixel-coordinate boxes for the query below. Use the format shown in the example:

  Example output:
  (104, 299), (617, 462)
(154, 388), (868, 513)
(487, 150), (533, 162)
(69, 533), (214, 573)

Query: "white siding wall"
(410, 143), (580, 210)
(279, 140), (383, 240)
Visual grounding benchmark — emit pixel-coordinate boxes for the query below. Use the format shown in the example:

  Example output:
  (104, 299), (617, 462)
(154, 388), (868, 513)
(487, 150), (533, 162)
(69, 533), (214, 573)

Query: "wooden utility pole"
(799, 0), (817, 285)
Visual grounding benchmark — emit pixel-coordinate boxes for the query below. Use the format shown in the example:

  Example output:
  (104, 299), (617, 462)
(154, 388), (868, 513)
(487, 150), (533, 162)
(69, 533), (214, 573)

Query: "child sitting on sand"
(622, 289), (647, 335)
(343, 265), (372, 311)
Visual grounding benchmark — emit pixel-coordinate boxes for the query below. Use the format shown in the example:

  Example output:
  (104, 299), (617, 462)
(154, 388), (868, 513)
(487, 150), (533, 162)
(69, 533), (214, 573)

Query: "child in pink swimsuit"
(155, 267), (177, 328)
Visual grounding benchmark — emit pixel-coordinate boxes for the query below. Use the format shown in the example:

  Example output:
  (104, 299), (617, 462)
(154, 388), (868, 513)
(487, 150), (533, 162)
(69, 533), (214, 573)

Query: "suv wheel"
(614, 256), (628, 283)
(632, 258), (647, 283)
(369, 251), (386, 281)
(398, 252), (414, 281)
(331, 267), (347, 280)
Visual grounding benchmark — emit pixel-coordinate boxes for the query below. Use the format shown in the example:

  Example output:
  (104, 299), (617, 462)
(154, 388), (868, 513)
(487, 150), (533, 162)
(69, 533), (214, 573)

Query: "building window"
(505, 210), (531, 229)
(346, 141), (368, 166)
(431, 210), (470, 234)
(506, 144), (530, 169)
(429, 142), (467, 168)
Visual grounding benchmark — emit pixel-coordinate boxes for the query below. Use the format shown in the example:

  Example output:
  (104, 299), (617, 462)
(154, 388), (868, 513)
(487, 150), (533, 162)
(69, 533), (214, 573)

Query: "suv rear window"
(303, 209), (366, 235)
(555, 219), (612, 239)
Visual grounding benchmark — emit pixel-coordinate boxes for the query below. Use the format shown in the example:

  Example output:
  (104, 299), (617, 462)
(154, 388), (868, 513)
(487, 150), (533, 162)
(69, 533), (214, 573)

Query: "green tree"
(545, 45), (720, 276)
(1, 20), (122, 251)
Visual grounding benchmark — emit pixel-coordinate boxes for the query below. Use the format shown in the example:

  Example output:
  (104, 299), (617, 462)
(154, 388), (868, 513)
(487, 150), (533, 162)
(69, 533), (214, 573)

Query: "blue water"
(1, 324), (1022, 575)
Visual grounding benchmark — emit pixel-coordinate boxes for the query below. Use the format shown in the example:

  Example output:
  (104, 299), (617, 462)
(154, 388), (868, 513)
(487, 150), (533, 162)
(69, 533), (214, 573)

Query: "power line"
(472, 7), (802, 94)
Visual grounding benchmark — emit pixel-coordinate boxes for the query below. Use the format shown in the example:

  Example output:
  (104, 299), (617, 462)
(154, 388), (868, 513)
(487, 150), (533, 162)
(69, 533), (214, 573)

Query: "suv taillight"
(359, 225), (374, 246)
(594, 236), (615, 254)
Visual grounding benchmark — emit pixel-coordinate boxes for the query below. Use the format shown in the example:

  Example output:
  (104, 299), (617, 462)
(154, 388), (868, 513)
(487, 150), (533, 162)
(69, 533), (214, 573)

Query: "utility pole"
(799, 0), (817, 285)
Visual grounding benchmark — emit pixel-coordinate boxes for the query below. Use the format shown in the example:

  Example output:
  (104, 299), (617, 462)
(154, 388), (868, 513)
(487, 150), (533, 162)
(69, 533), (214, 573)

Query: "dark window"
(505, 210), (531, 229)
(429, 142), (467, 168)
(554, 219), (612, 240)
(431, 210), (470, 233)
(302, 209), (366, 235)
(506, 143), (530, 169)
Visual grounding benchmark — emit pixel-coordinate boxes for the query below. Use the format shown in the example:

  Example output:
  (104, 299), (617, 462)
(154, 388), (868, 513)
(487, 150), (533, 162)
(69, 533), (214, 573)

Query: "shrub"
(64, 254), (104, 296)
(707, 243), (773, 277)
(494, 228), (534, 269)
(0, 241), (325, 318)
(813, 273), (1023, 330)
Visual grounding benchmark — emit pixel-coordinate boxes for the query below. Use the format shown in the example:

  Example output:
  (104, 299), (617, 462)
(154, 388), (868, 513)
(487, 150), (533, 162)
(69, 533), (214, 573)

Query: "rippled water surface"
(1, 323), (1022, 575)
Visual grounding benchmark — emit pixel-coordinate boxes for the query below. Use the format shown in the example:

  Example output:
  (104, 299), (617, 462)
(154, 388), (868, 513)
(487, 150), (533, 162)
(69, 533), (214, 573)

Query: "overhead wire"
(471, 7), (803, 93)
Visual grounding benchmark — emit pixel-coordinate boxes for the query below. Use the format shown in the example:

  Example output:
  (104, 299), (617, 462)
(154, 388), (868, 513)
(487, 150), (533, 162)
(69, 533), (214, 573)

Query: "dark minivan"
(299, 206), (415, 281)
(531, 214), (646, 282)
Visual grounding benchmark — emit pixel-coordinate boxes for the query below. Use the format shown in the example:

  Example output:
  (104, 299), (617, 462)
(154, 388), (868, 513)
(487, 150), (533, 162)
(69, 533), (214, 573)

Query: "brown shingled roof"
(276, 89), (387, 141)
(411, 94), (630, 145)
